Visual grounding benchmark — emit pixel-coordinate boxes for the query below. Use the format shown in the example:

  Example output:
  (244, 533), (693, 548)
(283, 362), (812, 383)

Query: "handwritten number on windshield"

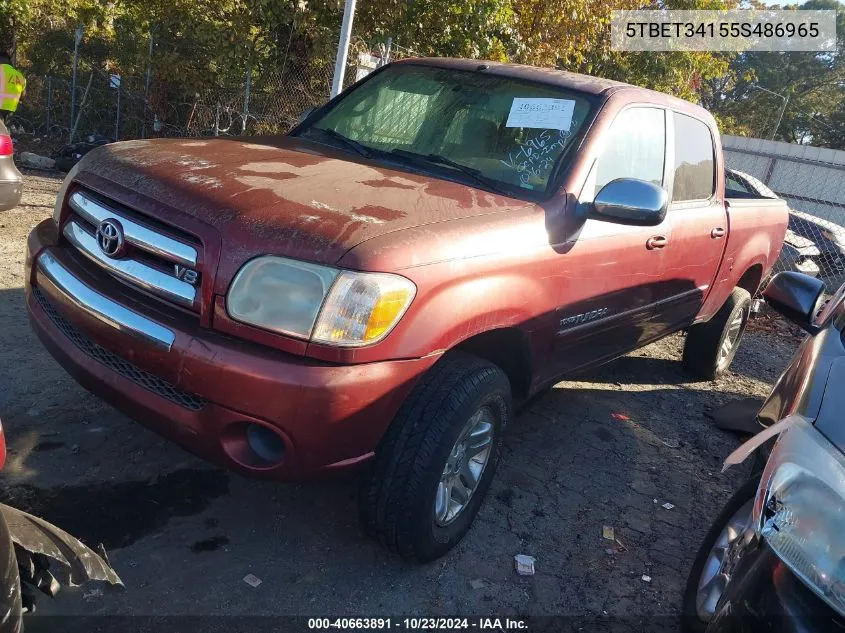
(502, 129), (569, 185)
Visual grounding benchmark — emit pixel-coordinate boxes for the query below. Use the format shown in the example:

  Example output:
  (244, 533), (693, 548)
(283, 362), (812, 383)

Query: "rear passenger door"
(661, 112), (728, 327)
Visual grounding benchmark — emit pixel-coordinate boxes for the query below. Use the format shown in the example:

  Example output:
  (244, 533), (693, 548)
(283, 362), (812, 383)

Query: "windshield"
(295, 64), (594, 196)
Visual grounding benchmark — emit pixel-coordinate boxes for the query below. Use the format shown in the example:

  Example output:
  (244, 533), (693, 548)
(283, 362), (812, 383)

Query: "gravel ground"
(0, 170), (802, 624)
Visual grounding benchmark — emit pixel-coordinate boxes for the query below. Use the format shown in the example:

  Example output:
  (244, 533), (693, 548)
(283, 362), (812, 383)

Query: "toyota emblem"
(96, 219), (126, 258)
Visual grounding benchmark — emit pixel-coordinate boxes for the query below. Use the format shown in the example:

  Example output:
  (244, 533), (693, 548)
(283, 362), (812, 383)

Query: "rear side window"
(671, 113), (715, 202)
(594, 107), (665, 196)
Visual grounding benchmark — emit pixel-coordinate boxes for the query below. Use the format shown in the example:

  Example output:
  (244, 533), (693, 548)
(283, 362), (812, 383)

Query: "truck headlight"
(311, 270), (416, 346)
(226, 256), (416, 345)
(227, 256), (339, 338)
(755, 418), (845, 615)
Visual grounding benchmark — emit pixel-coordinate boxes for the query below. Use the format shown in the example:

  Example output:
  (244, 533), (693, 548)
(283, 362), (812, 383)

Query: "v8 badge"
(174, 265), (199, 285)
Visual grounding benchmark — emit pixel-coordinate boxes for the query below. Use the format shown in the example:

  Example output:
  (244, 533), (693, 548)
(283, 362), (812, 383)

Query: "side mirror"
(298, 107), (315, 124)
(763, 271), (825, 333)
(591, 178), (668, 226)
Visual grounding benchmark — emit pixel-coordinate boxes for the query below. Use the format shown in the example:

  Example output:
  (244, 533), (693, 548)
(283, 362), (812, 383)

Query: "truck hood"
(75, 137), (532, 281)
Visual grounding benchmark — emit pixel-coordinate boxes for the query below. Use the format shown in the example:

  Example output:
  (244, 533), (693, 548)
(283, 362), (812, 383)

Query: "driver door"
(549, 106), (679, 377)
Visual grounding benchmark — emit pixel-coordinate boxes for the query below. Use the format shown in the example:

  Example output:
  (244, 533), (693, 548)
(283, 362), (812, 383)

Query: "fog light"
(246, 423), (286, 464)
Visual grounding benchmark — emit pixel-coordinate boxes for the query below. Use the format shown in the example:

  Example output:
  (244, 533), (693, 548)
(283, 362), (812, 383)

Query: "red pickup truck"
(25, 58), (787, 561)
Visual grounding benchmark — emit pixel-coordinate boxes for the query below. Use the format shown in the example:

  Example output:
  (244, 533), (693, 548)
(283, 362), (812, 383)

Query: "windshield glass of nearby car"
(726, 173), (752, 195)
(295, 64), (595, 197)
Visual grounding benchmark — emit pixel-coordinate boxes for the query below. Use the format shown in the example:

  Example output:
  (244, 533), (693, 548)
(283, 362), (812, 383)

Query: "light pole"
(331, 0), (357, 98)
(751, 85), (789, 141)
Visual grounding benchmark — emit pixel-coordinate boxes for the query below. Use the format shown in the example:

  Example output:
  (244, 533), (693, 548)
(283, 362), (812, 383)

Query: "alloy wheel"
(433, 406), (495, 527)
(717, 307), (748, 370)
(695, 499), (754, 620)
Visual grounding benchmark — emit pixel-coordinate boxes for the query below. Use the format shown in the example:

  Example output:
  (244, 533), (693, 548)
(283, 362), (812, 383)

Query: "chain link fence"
(9, 62), (339, 148)
(724, 135), (845, 294)
(8, 34), (398, 153)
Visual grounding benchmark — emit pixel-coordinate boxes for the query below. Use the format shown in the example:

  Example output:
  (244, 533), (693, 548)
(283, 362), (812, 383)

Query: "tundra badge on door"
(559, 308), (609, 330)
(174, 265), (199, 285)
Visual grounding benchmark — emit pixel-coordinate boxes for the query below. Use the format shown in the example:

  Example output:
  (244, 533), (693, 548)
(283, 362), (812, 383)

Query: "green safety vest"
(0, 64), (25, 113)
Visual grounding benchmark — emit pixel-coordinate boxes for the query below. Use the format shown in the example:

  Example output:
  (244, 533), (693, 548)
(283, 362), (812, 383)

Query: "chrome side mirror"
(591, 178), (668, 226)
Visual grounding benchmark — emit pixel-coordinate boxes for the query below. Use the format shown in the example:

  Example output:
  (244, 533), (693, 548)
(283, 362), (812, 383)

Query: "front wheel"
(682, 477), (759, 632)
(683, 287), (752, 380)
(359, 352), (511, 562)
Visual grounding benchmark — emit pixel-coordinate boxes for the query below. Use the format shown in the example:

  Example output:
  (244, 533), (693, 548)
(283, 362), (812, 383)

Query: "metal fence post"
(70, 25), (84, 141)
(141, 32), (153, 139)
(242, 63), (252, 134)
(115, 82), (121, 140)
(70, 73), (94, 144)
(764, 157), (778, 185)
(45, 76), (52, 130)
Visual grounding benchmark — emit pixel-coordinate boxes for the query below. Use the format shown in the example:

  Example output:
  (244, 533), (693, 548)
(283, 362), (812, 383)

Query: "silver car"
(0, 119), (22, 212)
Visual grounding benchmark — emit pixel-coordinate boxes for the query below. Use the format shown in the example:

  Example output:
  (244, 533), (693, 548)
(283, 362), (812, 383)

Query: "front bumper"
(708, 542), (845, 633)
(25, 220), (437, 480)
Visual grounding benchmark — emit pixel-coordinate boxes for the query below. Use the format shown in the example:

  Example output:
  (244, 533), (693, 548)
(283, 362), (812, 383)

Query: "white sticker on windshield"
(506, 98), (575, 130)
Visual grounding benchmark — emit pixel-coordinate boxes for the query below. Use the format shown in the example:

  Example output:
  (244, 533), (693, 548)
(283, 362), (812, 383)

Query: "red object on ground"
(0, 419), (7, 471)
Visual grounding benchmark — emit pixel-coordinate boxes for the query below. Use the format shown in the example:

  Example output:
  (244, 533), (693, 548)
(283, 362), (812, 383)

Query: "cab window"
(671, 113), (715, 202)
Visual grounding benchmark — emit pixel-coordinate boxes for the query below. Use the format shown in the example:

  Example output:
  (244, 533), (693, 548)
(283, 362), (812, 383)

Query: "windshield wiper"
(390, 149), (509, 196)
(310, 127), (374, 158)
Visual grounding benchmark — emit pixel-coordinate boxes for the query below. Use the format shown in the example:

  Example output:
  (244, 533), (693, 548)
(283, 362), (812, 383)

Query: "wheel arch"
(452, 327), (534, 400)
(736, 264), (764, 296)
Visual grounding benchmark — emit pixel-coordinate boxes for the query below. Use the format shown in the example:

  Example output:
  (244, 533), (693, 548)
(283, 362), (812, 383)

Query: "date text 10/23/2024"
(307, 618), (529, 630)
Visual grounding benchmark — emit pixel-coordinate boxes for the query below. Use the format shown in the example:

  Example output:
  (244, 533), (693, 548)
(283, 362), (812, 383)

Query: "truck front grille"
(34, 288), (207, 411)
(63, 189), (202, 312)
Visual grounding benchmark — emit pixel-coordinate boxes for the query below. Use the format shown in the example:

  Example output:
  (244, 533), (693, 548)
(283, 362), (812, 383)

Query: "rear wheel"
(359, 352), (511, 562)
(683, 287), (751, 380)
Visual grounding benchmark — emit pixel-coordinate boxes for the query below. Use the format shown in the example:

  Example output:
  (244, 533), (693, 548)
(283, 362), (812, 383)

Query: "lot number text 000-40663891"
(307, 618), (529, 630)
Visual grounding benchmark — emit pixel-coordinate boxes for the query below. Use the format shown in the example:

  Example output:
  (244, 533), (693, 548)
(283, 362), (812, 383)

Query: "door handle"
(646, 235), (668, 250)
(711, 227), (726, 238)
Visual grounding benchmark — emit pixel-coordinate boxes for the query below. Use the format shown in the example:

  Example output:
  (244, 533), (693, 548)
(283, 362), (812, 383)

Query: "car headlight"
(226, 256), (416, 346)
(754, 418), (845, 615)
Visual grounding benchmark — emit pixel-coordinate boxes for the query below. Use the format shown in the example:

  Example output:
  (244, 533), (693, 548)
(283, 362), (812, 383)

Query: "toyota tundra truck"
(25, 58), (788, 561)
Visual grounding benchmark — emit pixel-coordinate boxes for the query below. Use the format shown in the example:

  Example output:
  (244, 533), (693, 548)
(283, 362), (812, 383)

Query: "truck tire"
(681, 476), (760, 632)
(683, 287), (752, 380)
(359, 352), (511, 562)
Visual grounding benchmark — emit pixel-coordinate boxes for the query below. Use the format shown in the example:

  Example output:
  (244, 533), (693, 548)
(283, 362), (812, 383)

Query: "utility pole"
(331, 0), (357, 98)
(751, 85), (789, 141)
(771, 94), (790, 142)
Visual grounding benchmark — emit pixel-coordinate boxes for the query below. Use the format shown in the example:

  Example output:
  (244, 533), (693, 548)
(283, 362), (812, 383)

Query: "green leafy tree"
(703, 0), (845, 146)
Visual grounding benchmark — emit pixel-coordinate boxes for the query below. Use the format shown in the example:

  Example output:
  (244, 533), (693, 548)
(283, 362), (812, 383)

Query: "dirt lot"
(0, 171), (802, 624)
